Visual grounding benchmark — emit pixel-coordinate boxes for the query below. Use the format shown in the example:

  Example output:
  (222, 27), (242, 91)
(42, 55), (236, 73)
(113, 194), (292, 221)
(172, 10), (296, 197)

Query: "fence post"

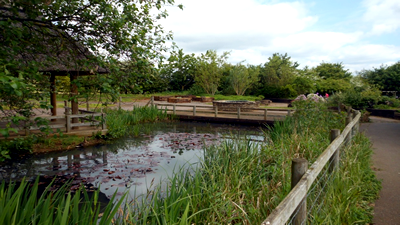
(102, 113), (107, 130)
(288, 110), (292, 116)
(66, 115), (71, 133)
(215, 105), (218, 117)
(24, 119), (30, 136)
(237, 107), (241, 119)
(291, 158), (308, 225)
(119, 96), (122, 110)
(64, 100), (69, 115)
(345, 115), (352, 146)
(151, 96), (154, 107)
(173, 104), (176, 115)
(329, 129), (341, 173)
(264, 109), (268, 120)
(193, 105), (196, 116)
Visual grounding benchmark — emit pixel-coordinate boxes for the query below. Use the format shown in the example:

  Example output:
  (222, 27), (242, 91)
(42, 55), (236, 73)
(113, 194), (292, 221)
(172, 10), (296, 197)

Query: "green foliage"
(1, 0), (179, 128)
(105, 106), (171, 139)
(314, 62), (352, 80)
(309, 134), (381, 224)
(253, 53), (299, 98)
(316, 78), (352, 94)
(0, 178), (125, 225)
(195, 50), (230, 95)
(328, 87), (381, 109)
(229, 62), (260, 95)
(160, 46), (198, 92)
(361, 61), (400, 93)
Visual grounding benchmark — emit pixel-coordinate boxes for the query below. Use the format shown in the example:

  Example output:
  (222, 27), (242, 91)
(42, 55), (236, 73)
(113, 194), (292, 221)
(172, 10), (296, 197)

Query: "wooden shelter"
(1, 8), (108, 120)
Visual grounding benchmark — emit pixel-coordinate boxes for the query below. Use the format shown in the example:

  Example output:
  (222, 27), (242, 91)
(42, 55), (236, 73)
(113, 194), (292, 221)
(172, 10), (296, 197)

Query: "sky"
(160, 0), (400, 73)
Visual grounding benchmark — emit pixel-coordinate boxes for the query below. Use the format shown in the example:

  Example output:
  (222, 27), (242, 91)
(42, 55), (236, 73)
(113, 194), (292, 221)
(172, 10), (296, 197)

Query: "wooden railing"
(28, 113), (106, 134)
(154, 103), (293, 120)
(261, 109), (361, 225)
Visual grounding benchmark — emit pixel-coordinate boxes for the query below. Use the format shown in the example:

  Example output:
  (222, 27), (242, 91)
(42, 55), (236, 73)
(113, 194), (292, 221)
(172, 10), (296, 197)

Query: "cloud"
(162, 0), (317, 51)
(362, 0), (400, 35)
(159, 0), (400, 72)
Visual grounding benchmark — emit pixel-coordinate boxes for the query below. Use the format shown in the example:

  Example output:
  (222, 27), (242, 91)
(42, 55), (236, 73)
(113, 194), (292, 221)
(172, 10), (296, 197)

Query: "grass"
(104, 105), (172, 139)
(1, 103), (380, 224)
(115, 104), (379, 224)
(0, 178), (125, 225)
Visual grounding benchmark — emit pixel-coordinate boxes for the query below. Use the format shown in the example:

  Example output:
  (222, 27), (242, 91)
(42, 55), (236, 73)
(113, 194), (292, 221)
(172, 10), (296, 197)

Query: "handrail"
(261, 110), (361, 225)
(154, 102), (293, 120)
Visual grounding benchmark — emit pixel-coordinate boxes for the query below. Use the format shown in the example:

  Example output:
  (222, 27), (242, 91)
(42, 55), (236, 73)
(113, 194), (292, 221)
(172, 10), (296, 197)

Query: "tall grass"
(0, 178), (125, 225)
(105, 106), (171, 138)
(115, 106), (379, 224)
(1, 105), (379, 224)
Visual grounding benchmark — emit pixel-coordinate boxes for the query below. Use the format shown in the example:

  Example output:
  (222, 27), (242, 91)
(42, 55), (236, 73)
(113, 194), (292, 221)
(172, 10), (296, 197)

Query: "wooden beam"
(50, 74), (57, 120)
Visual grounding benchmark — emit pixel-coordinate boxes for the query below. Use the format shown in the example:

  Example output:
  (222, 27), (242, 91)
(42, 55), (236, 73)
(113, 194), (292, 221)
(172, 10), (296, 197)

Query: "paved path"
(360, 116), (400, 225)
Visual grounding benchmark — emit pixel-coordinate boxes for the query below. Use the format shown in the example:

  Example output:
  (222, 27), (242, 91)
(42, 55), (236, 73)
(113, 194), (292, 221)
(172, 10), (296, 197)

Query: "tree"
(160, 46), (198, 91)
(253, 53), (299, 98)
(312, 62), (352, 94)
(195, 50), (229, 95)
(0, 0), (181, 136)
(314, 62), (352, 80)
(229, 63), (259, 96)
(361, 61), (400, 93)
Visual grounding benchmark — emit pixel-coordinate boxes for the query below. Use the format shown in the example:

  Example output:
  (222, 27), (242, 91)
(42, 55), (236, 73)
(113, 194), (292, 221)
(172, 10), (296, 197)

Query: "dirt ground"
(360, 116), (400, 225)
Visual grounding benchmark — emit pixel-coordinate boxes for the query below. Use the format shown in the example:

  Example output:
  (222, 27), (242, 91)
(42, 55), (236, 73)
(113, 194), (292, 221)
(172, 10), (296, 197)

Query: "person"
(325, 93), (329, 98)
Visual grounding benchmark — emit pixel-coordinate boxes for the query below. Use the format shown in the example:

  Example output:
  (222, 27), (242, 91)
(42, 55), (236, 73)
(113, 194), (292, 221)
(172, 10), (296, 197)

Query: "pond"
(0, 121), (266, 201)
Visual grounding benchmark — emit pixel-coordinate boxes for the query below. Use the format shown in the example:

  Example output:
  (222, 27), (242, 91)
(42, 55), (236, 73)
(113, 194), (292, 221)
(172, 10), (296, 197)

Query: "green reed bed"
(105, 106), (171, 139)
(115, 100), (379, 224)
(308, 133), (381, 224)
(1, 101), (379, 224)
(0, 178), (125, 225)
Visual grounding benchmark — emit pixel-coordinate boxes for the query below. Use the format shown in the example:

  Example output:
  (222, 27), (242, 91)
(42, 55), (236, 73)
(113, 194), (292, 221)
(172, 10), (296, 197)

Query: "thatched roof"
(0, 7), (108, 76)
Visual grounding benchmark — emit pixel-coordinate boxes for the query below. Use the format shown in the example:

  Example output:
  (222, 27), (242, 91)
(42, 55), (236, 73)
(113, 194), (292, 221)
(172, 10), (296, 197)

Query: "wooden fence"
(154, 102), (293, 120)
(261, 109), (361, 225)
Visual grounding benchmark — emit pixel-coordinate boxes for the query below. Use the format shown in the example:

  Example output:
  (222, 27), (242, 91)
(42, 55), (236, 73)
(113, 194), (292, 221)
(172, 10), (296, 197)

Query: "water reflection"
(0, 122), (265, 200)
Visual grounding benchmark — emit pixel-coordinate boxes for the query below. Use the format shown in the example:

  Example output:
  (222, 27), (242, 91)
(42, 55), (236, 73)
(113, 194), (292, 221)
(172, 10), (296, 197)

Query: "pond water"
(0, 121), (265, 201)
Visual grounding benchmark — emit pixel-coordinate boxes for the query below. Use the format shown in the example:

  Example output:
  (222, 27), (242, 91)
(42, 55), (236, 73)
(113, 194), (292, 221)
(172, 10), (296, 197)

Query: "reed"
(0, 178), (125, 225)
(105, 106), (171, 138)
(116, 105), (378, 224)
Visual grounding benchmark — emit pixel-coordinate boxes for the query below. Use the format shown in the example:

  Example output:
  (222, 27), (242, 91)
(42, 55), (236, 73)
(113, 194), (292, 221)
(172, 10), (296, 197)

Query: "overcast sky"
(160, 0), (400, 73)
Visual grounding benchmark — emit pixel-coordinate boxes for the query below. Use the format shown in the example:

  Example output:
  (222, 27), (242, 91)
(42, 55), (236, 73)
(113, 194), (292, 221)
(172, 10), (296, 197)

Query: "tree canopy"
(361, 61), (400, 92)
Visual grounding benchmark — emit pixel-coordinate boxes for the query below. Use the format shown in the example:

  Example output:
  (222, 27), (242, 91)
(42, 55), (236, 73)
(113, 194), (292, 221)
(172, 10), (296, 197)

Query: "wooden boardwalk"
(154, 103), (292, 126)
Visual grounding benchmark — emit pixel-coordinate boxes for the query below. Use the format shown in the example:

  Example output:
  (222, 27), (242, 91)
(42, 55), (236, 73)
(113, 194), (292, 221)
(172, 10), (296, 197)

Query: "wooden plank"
(30, 124), (65, 130)
(69, 113), (102, 118)
(262, 180), (308, 225)
(71, 122), (100, 127)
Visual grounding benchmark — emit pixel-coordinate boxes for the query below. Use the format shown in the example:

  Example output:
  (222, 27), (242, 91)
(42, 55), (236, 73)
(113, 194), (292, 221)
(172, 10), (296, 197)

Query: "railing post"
(345, 115), (352, 146)
(329, 129), (341, 172)
(264, 109), (268, 120)
(119, 96), (122, 110)
(64, 100), (69, 115)
(66, 115), (71, 133)
(215, 105), (218, 117)
(86, 96), (90, 111)
(151, 96), (154, 107)
(173, 104), (176, 115)
(193, 105), (196, 116)
(24, 119), (30, 136)
(291, 158), (308, 225)
(102, 113), (107, 130)
(237, 107), (241, 119)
